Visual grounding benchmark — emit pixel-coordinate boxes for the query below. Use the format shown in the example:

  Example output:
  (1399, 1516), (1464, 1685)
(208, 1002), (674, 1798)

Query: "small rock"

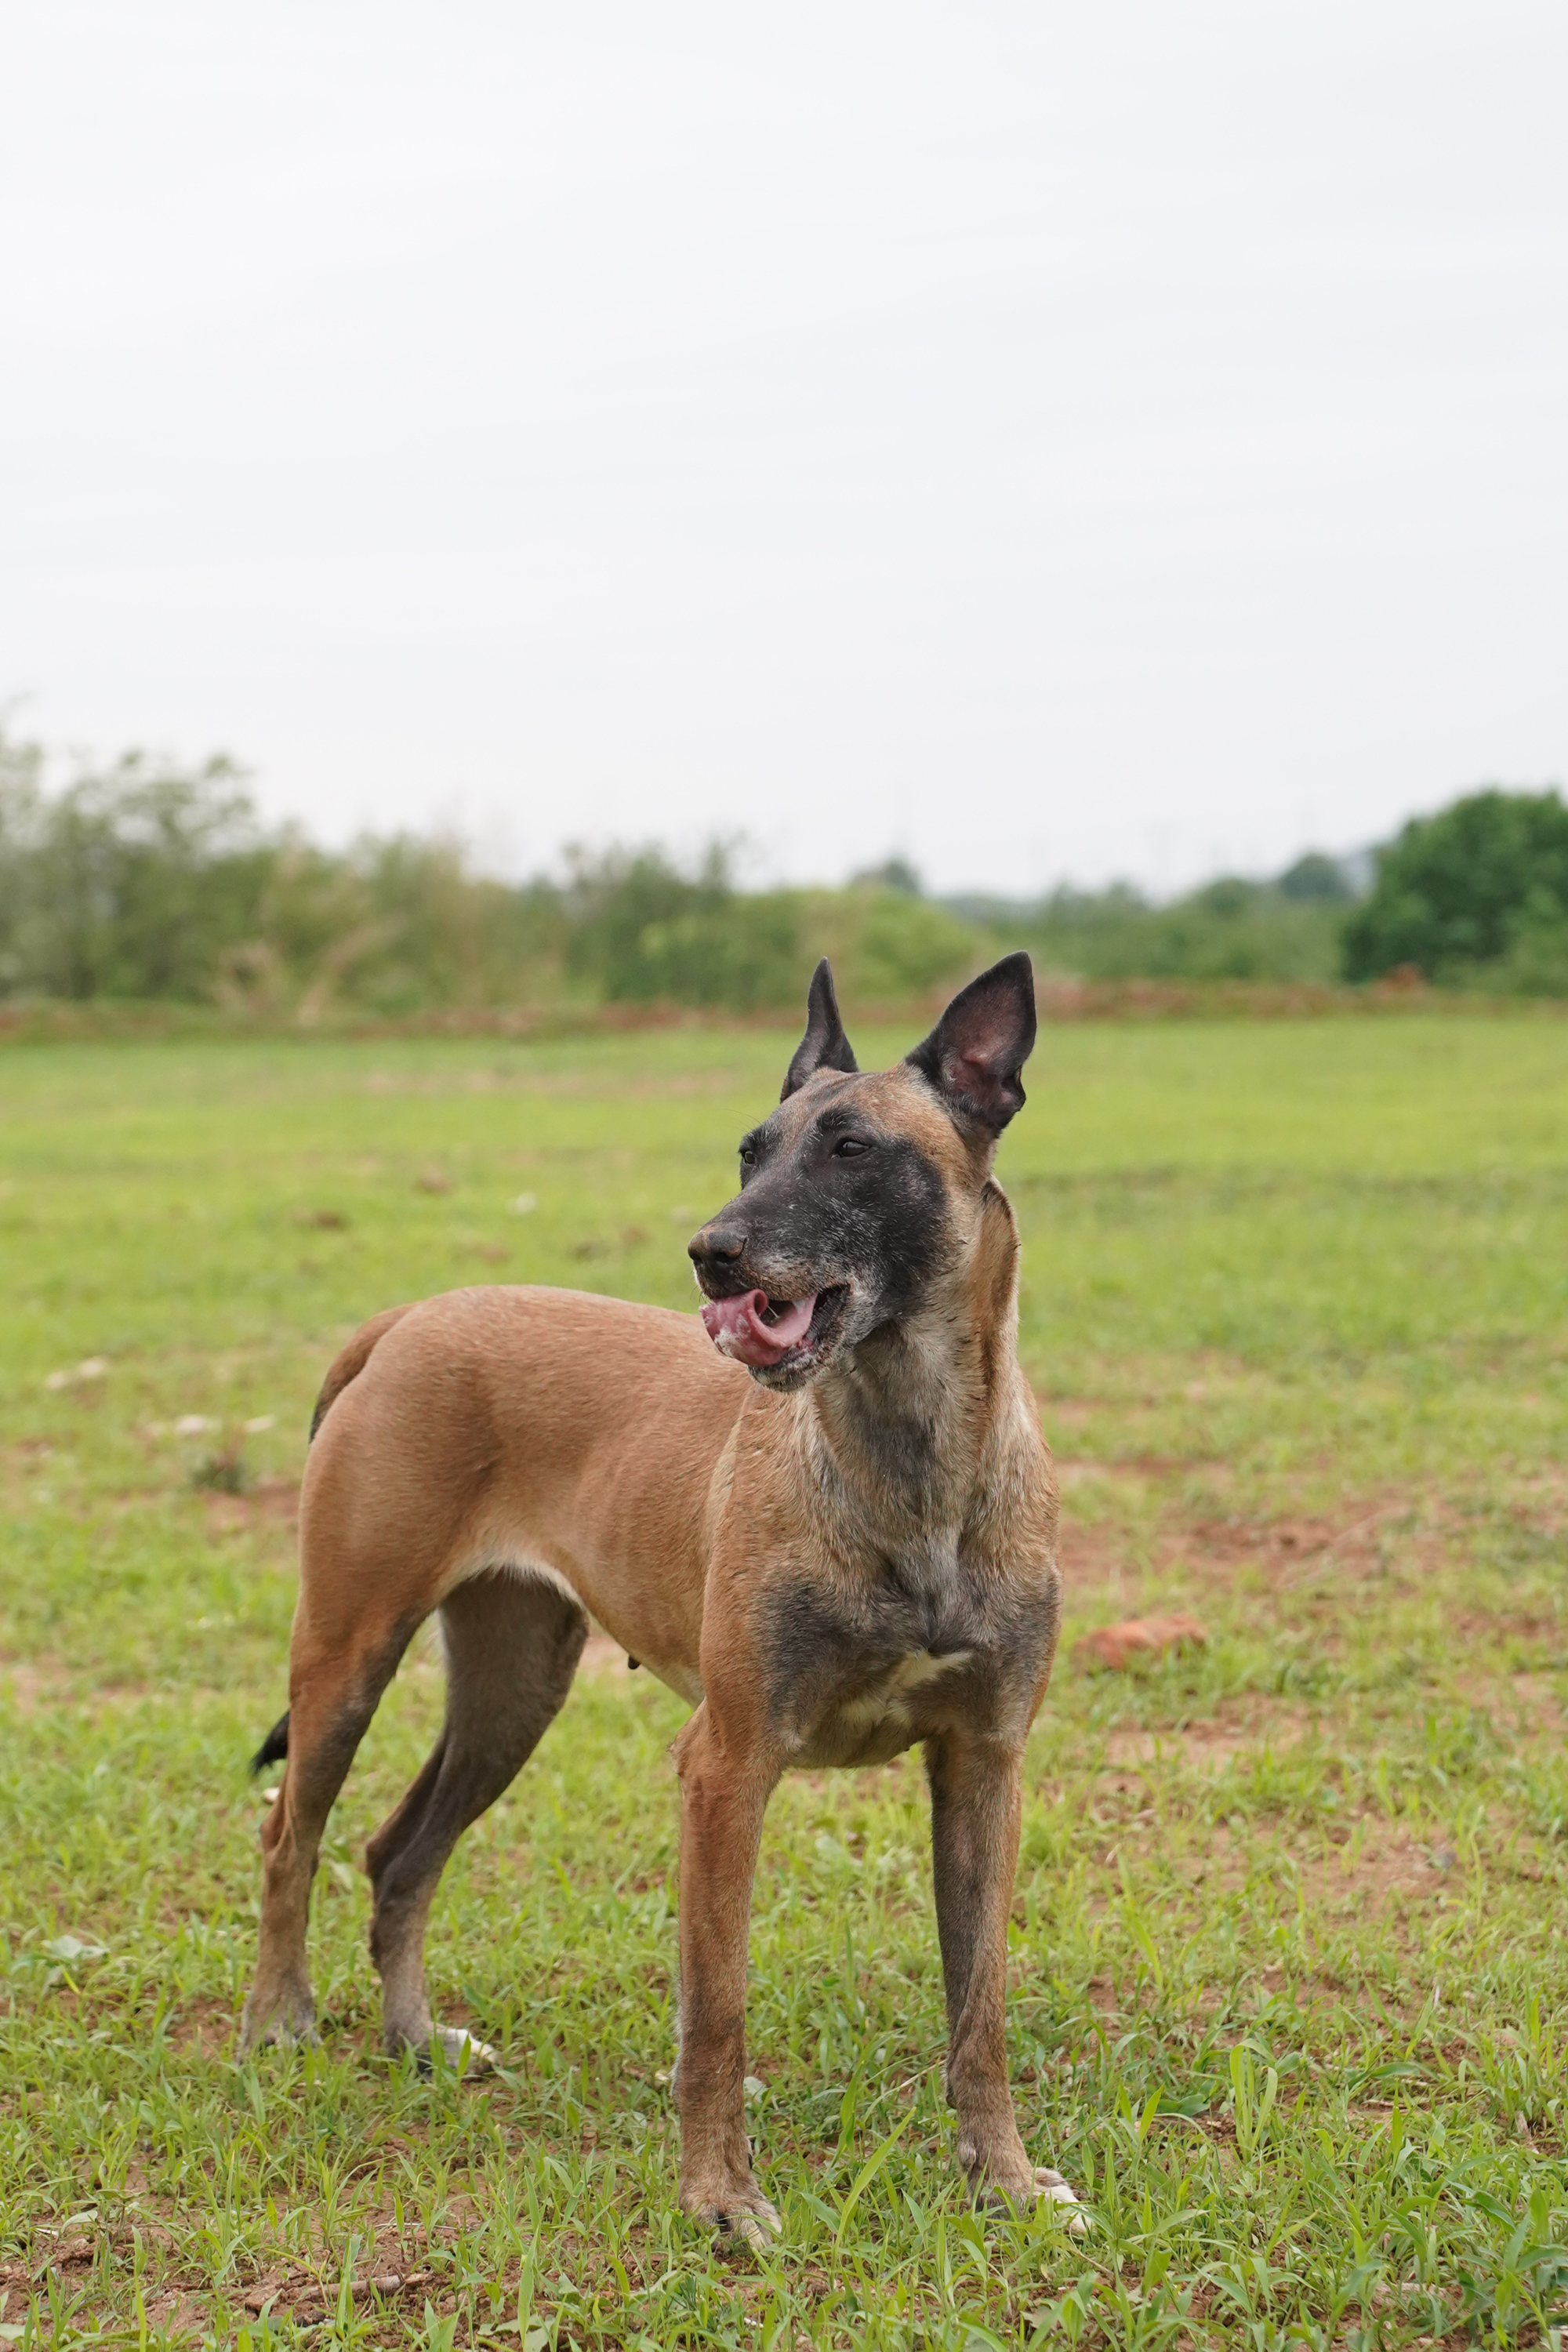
(1073, 1613), (1207, 1672)
(243, 1414), (277, 1435)
(45, 1357), (110, 1392)
(509, 1192), (537, 1216)
(416, 1167), (452, 1195)
(175, 1414), (220, 1436)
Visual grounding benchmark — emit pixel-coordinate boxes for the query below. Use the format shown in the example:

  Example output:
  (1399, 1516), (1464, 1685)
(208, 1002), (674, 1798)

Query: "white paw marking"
(427, 2027), (497, 2075)
(1033, 2167), (1089, 2234)
(726, 2201), (782, 2252)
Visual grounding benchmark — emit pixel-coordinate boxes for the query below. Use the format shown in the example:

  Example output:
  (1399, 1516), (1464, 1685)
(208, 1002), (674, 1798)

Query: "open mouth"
(699, 1285), (848, 1370)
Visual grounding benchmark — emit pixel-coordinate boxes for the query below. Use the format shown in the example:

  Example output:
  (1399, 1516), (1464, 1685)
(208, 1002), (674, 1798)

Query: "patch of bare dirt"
(1177, 1503), (1426, 1592)
(0, 1656), (239, 1715)
(1168, 1813), (1447, 1930)
(1499, 1668), (1567, 1726)
(1101, 1701), (1317, 1770)
(164, 1994), (243, 2057)
(1451, 1666), (1568, 1738)
(1057, 1488), (1439, 1604)
(1055, 1515), (1145, 1600)
(1297, 1818), (1451, 1922)
(0, 1659), (50, 1714)
(0, 1656), (161, 1711)
(203, 1474), (299, 1536)
(1452, 1607), (1568, 1659)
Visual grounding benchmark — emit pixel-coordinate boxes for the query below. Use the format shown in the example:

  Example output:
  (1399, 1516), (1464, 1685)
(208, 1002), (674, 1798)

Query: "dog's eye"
(833, 1137), (870, 1159)
(739, 1145), (757, 1169)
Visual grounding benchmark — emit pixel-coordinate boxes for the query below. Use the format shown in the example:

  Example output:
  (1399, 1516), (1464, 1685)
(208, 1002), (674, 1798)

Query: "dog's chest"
(796, 1641), (976, 1766)
(840, 1643), (971, 1725)
(764, 1500), (1058, 1769)
(775, 1559), (1031, 1768)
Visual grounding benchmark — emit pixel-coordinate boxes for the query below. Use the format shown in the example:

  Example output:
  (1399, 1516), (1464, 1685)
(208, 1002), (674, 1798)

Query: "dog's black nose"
(689, 1222), (746, 1272)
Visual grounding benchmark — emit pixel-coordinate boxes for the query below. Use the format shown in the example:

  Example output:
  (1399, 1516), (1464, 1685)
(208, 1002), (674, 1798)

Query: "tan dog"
(240, 953), (1080, 2241)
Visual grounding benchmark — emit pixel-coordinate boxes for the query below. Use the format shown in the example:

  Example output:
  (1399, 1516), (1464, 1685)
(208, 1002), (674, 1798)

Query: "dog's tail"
(250, 1711), (292, 1776)
(251, 1304), (419, 1776)
(307, 1301), (416, 1443)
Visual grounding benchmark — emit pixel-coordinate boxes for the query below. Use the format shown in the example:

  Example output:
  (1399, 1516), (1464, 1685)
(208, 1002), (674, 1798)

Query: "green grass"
(2, 1016), (1568, 2349)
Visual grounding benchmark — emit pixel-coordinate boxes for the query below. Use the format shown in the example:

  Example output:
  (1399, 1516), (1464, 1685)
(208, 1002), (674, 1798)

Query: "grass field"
(3, 1015), (1568, 2350)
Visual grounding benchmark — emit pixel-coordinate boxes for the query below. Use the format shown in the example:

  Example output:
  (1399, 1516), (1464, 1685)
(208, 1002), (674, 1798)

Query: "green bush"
(563, 848), (804, 1009)
(1007, 878), (1345, 985)
(0, 740), (269, 1000)
(0, 732), (572, 1016)
(851, 890), (978, 997)
(1341, 788), (1568, 985)
(1497, 906), (1568, 998)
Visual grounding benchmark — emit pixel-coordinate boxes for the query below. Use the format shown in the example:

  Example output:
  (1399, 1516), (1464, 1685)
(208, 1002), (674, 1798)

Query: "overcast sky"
(4, 2), (1566, 895)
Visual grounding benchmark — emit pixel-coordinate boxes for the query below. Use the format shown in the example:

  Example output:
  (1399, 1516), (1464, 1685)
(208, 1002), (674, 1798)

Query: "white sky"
(3, 2), (1566, 895)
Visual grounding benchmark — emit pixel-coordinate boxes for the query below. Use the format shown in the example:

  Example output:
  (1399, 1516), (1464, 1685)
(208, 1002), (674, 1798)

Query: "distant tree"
(0, 728), (46, 991)
(1186, 877), (1259, 920)
(1278, 851), (1354, 904)
(1341, 789), (1568, 984)
(851, 856), (923, 896)
(1007, 875), (1345, 985)
(1, 744), (266, 1000)
(0, 729), (572, 1012)
(848, 889), (975, 996)
(563, 845), (801, 1009)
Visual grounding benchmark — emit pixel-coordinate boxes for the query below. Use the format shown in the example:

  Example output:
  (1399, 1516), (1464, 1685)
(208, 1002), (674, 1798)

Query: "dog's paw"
(238, 1989), (318, 2055)
(685, 2189), (783, 2254)
(1027, 2167), (1088, 2234)
(418, 2027), (498, 2077)
(715, 2198), (782, 2254)
(975, 2163), (1089, 2235)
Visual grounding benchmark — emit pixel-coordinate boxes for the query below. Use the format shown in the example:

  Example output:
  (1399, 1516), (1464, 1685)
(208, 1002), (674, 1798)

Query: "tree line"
(2, 728), (1565, 1014)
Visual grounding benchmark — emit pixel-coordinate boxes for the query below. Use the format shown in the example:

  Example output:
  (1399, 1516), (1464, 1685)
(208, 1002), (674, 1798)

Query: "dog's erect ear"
(782, 960), (858, 1099)
(906, 952), (1037, 1136)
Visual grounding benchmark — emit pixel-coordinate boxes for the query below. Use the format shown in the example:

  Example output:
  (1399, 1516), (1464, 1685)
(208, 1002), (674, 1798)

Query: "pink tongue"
(700, 1288), (817, 1367)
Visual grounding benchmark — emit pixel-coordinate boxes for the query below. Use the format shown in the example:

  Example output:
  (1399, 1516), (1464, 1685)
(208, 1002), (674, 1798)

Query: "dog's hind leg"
(240, 1624), (412, 2053)
(366, 1570), (587, 2069)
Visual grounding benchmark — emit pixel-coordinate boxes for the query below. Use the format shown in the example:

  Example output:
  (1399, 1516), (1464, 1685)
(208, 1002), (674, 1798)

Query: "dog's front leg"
(671, 1704), (781, 2248)
(927, 1730), (1080, 2219)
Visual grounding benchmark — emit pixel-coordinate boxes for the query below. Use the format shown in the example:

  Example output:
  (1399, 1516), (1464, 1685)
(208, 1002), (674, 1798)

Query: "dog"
(240, 950), (1080, 2241)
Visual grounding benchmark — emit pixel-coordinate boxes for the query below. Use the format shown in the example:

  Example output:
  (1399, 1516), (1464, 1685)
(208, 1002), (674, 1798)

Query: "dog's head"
(688, 953), (1036, 1388)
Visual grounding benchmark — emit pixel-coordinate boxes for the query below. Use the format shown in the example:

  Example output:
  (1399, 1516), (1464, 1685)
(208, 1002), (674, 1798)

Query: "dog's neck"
(798, 1178), (1033, 1571)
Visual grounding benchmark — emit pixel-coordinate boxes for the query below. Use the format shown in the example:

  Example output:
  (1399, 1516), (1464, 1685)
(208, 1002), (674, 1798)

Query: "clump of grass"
(189, 1445), (249, 1495)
